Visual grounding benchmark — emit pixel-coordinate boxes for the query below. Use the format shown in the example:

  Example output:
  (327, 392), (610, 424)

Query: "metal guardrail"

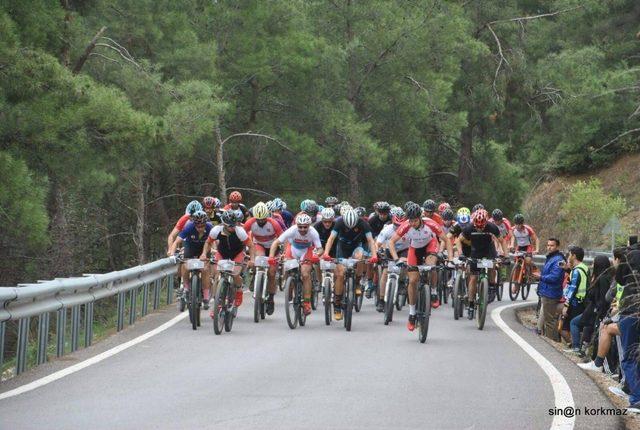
(0, 257), (178, 377)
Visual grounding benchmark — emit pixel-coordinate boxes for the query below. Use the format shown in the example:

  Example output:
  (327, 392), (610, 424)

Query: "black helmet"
(514, 213), (525, 225)
(491, 209), (503, 221)
(406, 203), (422, 220)
(472, 203), (485, 213)
(355, 206), (366, 218)
(325, 196), (338, 206)
(192, 210), (209, 224)
(306, 202), (319, 217)
(422, 199), (437, 212)
(221, 209), (239, 226)
(442, 208), (455, 221)
(403, 201), (415, 211)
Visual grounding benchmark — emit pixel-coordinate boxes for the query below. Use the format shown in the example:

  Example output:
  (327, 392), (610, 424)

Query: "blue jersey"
(179, 221), (213, 251)
(281, 210), (294, 228)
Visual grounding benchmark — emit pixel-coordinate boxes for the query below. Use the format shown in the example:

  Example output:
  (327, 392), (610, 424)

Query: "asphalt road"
(0, 288), (622, 430)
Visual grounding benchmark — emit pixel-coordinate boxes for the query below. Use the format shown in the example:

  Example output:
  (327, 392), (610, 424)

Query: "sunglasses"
(298, 225), (310, 230)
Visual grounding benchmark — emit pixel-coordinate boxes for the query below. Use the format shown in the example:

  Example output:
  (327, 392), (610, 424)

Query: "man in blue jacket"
(533, 238), (566, 341)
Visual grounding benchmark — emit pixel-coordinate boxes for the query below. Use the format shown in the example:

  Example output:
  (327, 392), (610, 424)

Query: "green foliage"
(559, 179), (628, 247)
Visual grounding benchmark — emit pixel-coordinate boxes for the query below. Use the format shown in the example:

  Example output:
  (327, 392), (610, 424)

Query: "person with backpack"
(562, 246), (590, 355)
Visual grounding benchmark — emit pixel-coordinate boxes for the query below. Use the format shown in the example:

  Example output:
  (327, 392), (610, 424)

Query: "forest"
(1, 0), (639, 285)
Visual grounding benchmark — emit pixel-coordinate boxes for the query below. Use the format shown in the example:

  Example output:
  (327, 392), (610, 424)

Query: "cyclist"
(315, 208), (337, 258)
(167, 200), (202, 254)
(375, 208), (410, 312)
(365, 201), (392, 297)
(441, 208), (455, 235)
(223, 191), (250, 221)
(201, 209), (255, 313)
(300, 200), (321, 223)
(274, 197), (294, 227)
(389, 203), (453, 331)
(268, 213), (322, 316)
(472, 203), (485, 214)
(168, 211), (213, 309)
(490, 209), (512, 243)
(456, 209), (508, 319)
(325, 196), (339, 209)
(244, 202), (284, 314)
(422, 199), (444, 226)
(203, 196), (222, 225)
(322, 209), (378, 321)
(267, 200), (287, 230)
(438, 202), (451, 216)
(509, 213), (540, 287)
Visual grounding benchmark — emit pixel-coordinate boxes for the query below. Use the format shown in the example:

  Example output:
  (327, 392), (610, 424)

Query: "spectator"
(562, 246), (589, 354)
(578, 256), (613, 349)
(533, 238), (565, 341)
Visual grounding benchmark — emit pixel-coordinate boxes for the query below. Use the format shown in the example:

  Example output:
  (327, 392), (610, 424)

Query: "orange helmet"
(229, 191), (242, 203)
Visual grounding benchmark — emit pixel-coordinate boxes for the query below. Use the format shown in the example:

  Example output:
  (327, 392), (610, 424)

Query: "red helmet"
(472, 208), (489, 228)
(229, 191), (242, 203)
(438, 202), (450, 213)
(203, 196), (215, 209)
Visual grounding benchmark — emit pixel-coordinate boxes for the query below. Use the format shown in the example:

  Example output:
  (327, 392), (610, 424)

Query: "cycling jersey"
(175, 214), (191, 231)
(281, 209), (294, 227)
(243, 217), (283, 249)
(314, 220), (337, 257)
(512, 224), (535, 247)
(280, 225), (322, 261)
(460, 223), (501, 259)
(395, 220), (442, 249)
(330, 217), (373, 256)
(271, 212), (287, 231)
(424, 212), (444, 226)
(179, 221), (213, 258)
(376, 224), (409, 252)
(489, 217), (512, 240)
(367, 213), (391, 238)
(449, 222), (471, 256)
(207, 225), (250, 259)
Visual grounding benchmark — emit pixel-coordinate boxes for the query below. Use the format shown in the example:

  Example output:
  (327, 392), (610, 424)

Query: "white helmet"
(340, 205), (353, 216)
(343, 209), (358, 228)
(320, 207), (335, 220)
(295, 213), (312, 225)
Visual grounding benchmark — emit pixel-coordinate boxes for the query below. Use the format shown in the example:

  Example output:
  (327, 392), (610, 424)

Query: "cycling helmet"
(392, 208), (407, 225)
(343, 209), (359, 228)
(272, 197), (284, 210)
(406, 203), (422, 220)
(514, 213), (525, 225)
(300, 199), (313, 212)
(281, 201), (287, 210)
(202, 196), (215, 209)
(422, 199), (437, 212)
(212, 197), (221, 208)
(340, 205), (353, 216)
(491, 208), (503, 221)
(229, 191), (242, 203)
(192, 210), (208, 224)
(457, 207), (471, 217)
(377, 201), (390, 212)
(220, 209), (238, 226)
(355, 206), (366, 218)
(457, 213), (470, 224)
(442, 208), (455, 222)
(438, 202), (451, 213)
(253, 202), (269, 220)
(266, 200), (276, 212)
(233, 209), (244, 220)
(185, 200), (203, 216)
(403, 201), (415, 211)
(472, 203), (484, 213)
(321, 207), (335, 220)
(472, 209), (489, 228)
(317, 205), (325, 212)
(306, 202), (319, 217)
(295, 213), (312, 226)
(339, 200), (350, 208)
(325, 196), (338, 206)
(390, 206), (404, 218)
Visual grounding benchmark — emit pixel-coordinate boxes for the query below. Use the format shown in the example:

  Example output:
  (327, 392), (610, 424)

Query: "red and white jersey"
(511, 224), (535, 247)
(279, 225), (322, 250)
(423, 212), (444, 227)
(377, 224), (410, 251)
(175, 214), (191, 231)
(243, 217), (283, 248)
(490, 218), (512, 240)
(395, 219), (442, 249)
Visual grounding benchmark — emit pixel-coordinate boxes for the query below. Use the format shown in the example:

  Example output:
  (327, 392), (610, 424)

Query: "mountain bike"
(212, 259), (242, 335)
(283, 258), (316, 329)
(415, 264), (435, 343)
(339, 258), (360, 332)
(252, 256), (270, 323)
(320, 259), (335, 325)
(509, 251), (532, 301)
(383, 258), (403, 325)
(466, 257), (501, 330)
(175, 255), (208, 330)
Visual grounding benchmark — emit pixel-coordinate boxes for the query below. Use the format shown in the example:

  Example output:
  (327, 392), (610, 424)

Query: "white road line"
(492, 303), (575, 430)
(0, 311), (188, 401)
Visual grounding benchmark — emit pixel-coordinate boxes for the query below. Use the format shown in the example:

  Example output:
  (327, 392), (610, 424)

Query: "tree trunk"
(49, 181), (74, 277)
(344, 0), (361, 203)
(348, 164), (360, 204)
(457, 125), (473, 201)
(134, 172), (148, 264)
(215, 124), (227, 203)
(60, 0), (71, 68)
(72, 26), (107, 75)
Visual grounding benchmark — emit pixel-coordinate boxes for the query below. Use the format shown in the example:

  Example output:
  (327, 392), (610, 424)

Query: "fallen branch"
(591, 128), (640, 154)
(486, 23), (508, 100)
(72, 26), (107, 74)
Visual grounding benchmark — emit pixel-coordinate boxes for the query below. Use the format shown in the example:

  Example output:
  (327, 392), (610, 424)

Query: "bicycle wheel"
(477, 277), (488, 330)
(177, 290), (186, 313)
(384, 278), (396, 325)
(224, 286), (235, 332)
(437, 270), (444, 305)
(521, 266), (532, 300)
(253, 271), (265, 323)
(453, 272), (462, 320)
(344, 277), (354, 331)
(496, 268), (503, 301)
(260, 274), (267, 320)
(418, 285), (429, 343)
(442, 270), (449, 305)
(213, 280), (226, 335)
(508, 262), (521, 301)
(284, 276), (299, 329)
(354, 280), (363, 313)
(323, 277), (332, 326)
(396, 279), (406, 311)
(298, 280), (306, 327)
(311, 283), (319, 311)
(189, 274), (199, 330)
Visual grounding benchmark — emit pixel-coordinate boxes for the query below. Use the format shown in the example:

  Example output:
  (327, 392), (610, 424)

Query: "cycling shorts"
(285, 243), (315, 264)
(183, 245), (204, 259)
(517, 245), (533, 254)
(255, 243), (280, 256)
(385, 248), (408, 260)
(407, 245), (436, 266)
(336, 243), (366, 259)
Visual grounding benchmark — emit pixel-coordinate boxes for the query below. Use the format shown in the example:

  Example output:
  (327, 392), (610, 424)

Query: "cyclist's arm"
(439, 232), (453, 260)
(366, 233), (377, 257)
(532, 230), (540, 254)
(324, 231), (337, 258)
(498, 235), (508, 256)
(200, 240), (212, 260)
(388, 233), (400, 261)
(268, 238), (281, 258)
(167, 227), (180, 252)
(168, 236), (183, 256)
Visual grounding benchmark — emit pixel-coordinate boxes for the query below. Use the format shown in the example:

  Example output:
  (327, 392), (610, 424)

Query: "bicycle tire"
(508, 262), (521, 301)
(311, 283), (319, 311)
(442, 270), (449, 305)
(477, 277), (488, 330)
(284, 276), (298, 329)
(189, 274), (199, 330)
(344, 277), (354, 331)
(354, 281), (363, 313)
(496, 268), (504, 301)
(453, 272), (462, 320)
(418, 284), (429, 343)
(323, 277), (332, 326)
(260, 272), (267, 320)
(178, 292), (186, 313)
(396, 279), (406, 311)
(224, 286), (235, 332)
(253, 271), (265, 323)
(384, 278), (396, 325)
(213, 279), (226, 335)
(522, 266), (532, 300)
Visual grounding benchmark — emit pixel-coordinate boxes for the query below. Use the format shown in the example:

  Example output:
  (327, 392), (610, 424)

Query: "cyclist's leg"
(301, 248), (314, 300)
(407, 246), (424, 307)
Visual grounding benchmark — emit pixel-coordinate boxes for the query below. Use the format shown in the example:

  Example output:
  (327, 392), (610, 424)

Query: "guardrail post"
(36, 312), (50, 365)
(167, 275), (174, 304)
(84, 302), (94, 347)
(56, 308), (66, 357)
(153, 279), (160, 310)
(16, 317), (30, 375)
(0, 321), (5, 369)
(117, 291), (125, 332)
(71, 305), (80, 352)
(129, 287), (137, 325)
(141, 283), (149, 317)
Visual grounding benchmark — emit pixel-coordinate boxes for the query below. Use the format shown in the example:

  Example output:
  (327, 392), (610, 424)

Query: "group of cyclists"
(166, 191), (540, 335)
